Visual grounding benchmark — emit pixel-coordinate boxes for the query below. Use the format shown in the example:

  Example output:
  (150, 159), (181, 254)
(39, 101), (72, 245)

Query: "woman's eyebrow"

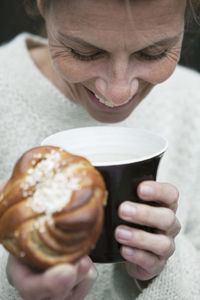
(58, 32), (102, 50)
(58, 31), (183, 51)
(146, 33), (183, 49)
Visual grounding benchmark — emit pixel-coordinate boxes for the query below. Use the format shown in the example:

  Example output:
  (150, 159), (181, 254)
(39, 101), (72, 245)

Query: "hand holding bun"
(0, 146), (106, 270)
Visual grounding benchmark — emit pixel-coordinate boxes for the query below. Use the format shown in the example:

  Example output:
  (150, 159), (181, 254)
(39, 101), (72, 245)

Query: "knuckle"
(162, 183), (179, 205)
(140, 205), (151, 223)
(134, 230), (144, 245)
(167, 184), (179, 207)
(132, 250), (157, 275)
(159, 236), (173, 257)
(164, 209), (176, 231)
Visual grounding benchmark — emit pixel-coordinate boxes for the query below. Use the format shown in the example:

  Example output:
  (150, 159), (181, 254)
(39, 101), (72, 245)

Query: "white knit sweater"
(0, 33), (200, 300)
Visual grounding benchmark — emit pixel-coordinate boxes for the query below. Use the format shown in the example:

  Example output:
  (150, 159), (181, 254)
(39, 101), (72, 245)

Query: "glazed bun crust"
(0, 146), (106, 270)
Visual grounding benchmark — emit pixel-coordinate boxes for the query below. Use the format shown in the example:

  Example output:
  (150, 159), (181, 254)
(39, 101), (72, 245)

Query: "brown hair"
(186, 0), (200, 24)
(24, 0), (200, 19)
(24, 0), (47, 16)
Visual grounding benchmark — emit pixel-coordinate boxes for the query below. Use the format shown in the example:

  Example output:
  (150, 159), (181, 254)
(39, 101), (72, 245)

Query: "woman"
(0, 0), (199, 299)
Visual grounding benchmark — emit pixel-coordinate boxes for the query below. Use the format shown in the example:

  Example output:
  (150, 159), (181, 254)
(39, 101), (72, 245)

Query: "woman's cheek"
(139, 54), (181, 85)
(156, 58), (179, 83)
(51, 56), (91, 83)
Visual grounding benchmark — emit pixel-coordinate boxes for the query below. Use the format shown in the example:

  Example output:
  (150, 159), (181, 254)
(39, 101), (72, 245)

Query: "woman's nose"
(95, 61), (139, 106)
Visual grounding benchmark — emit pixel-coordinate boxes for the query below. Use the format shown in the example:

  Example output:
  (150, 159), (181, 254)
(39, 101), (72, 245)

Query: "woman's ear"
(37, 0), (45, 17)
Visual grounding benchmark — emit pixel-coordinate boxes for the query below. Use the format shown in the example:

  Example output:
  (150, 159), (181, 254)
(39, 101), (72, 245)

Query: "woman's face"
(40, 0), (186, 123)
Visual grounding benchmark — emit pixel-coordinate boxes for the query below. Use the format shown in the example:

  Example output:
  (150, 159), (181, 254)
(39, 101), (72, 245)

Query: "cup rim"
(42, 127), (168, 166)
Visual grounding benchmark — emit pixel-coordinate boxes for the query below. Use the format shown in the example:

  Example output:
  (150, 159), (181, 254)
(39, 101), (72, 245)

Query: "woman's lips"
(85, 88), (135, 112)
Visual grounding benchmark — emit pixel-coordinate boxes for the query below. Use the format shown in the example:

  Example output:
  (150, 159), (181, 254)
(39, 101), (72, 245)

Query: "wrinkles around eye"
(164, 46), (182, 63)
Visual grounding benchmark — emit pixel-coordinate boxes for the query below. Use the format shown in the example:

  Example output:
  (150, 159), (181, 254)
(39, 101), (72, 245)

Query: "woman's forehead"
(47, 0), (185, 49)
(49, 0), (186, 30)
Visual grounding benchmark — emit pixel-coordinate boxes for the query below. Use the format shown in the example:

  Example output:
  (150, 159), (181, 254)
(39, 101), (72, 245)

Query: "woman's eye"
(70, 48), (102, 61)
(138, 50), (167, 61)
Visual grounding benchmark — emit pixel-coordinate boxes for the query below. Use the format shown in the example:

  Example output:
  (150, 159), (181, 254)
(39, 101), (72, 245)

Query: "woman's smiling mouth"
(85, 87), (135, 111)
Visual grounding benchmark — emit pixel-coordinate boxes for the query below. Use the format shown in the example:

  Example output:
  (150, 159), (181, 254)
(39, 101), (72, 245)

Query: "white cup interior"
(42, 127), (168, 166)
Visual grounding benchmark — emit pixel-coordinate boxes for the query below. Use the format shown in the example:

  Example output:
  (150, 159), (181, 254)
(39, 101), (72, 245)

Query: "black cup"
(90, 155), (162, 262)
(42, 127), (168, 263)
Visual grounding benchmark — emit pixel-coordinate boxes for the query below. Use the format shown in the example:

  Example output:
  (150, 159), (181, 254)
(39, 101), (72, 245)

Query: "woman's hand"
(114, 180), (181, 281)
(6, 255), (97, 300)
(1, 181), (96, 299)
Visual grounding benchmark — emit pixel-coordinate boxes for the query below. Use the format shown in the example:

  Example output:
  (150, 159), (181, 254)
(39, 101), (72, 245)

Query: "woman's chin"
(86, 108), (132, 123)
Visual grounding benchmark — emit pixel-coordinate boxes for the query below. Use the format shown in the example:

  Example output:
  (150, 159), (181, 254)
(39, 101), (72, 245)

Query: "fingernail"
(45, 264), (75, 277)
(123, 247), (134, 256)
(120, 203), (136, 217)
(140, 184), (154, 197)
(87, 268), (98, 280)
(116, 228), (132, 241)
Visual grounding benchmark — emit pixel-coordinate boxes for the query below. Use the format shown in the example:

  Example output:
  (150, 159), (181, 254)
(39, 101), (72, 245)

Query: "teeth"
(94, 93), (131, 107)
(94, 93), (115, 107)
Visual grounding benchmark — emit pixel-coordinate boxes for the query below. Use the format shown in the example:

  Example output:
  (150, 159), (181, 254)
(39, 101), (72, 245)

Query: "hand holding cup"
(115, 180), (181, 281)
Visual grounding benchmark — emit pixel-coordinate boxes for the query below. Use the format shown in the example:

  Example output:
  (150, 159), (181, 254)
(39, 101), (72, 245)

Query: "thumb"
(68, 264), (98, 300)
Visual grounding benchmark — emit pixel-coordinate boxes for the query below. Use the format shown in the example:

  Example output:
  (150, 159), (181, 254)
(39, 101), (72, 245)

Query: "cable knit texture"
(0, 33), (200, 299)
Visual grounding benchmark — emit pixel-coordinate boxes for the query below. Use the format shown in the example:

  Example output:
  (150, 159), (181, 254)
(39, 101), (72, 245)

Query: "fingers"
(125, 254), (166, 281)
(6, 255), (35, 287)
(115, 226), (175, 257)
(42, 264), (78, 300)
(75, 256), (95, 286)
(7, 255), (94, 300)
(137, 181), (179, 212)
(7, 255), (77, 300)
(115, 181), (180, 282)
(118, 181), (181, 236)
(69, 264), (97, 300)
(118, 201), (181, 236)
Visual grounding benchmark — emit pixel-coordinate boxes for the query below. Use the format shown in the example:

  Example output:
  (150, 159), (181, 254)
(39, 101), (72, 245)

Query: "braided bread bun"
(0, 146), (106, 270)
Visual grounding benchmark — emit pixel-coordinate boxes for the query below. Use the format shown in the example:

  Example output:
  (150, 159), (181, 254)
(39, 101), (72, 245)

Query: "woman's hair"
(24, 0), (48, 16)
(186, 0), (200, 23)
(24, 0), (200, 19)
